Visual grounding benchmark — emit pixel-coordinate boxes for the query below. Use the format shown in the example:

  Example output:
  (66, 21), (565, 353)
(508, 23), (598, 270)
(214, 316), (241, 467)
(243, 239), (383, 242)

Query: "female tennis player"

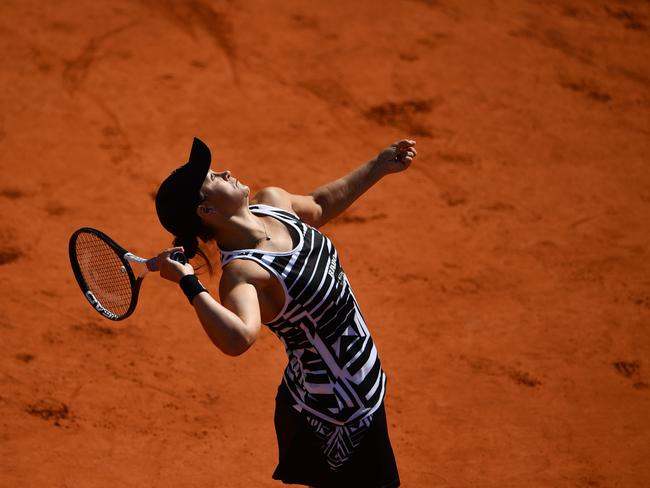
(154, 137), (416, 488)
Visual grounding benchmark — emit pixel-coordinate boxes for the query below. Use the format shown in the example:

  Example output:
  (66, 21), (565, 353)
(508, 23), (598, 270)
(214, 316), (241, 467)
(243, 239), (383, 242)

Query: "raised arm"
(254, 139), (417, 227)
(157, 250), (261, 356)
(192, 267), (262, 356)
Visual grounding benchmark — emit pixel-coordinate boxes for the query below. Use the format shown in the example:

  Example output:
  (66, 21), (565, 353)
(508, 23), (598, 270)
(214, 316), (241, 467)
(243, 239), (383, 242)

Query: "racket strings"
(74, 232), (133, 316)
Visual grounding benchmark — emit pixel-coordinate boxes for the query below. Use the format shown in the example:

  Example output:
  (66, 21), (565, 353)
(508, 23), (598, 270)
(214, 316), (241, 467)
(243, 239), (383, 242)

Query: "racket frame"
(69, 228), (151, 321)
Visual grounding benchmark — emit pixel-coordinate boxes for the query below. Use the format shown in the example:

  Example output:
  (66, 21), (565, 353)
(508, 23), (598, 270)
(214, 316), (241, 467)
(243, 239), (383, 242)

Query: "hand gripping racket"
(69, 227), (186, 321)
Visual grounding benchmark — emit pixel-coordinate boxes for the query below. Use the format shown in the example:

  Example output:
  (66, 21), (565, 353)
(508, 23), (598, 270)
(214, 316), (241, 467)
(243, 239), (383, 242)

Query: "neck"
(211, 205), (271, 251)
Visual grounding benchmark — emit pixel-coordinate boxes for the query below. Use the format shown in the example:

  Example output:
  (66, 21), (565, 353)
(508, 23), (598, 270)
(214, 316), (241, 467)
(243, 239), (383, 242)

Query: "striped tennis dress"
(219, 204), (387, 471)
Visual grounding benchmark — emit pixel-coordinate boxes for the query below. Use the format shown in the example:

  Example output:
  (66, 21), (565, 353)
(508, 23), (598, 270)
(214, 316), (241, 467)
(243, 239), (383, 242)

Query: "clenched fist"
(372, 139), (417, 175)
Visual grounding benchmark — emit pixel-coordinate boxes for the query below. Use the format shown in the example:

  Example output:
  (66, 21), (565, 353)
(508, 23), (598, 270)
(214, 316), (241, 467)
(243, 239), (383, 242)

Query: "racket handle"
(146, 251), (188, 272)
(170, 251), (187, 265)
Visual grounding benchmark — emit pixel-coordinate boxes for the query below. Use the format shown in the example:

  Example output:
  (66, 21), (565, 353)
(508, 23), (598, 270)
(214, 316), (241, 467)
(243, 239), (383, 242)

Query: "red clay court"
(1, 1), (649, 486)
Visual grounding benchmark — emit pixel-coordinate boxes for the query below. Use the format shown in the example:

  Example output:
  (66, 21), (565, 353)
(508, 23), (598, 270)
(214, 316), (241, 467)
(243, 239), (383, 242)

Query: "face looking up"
(197, 170), (250, 218)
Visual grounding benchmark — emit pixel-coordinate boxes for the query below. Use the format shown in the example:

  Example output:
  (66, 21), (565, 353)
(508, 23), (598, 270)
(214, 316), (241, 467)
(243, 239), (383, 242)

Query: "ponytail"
(173, 233), (215, 276)
(172, 234), (198, 258)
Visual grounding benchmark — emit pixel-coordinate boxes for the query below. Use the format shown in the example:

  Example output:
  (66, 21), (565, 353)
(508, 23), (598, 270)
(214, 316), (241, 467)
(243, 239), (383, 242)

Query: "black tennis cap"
(155, 137), (212, 237)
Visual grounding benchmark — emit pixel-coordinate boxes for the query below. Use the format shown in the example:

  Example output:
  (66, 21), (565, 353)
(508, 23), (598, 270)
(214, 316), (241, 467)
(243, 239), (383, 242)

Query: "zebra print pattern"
(306, 411), (374, 471)
(220, 204), (386, 427)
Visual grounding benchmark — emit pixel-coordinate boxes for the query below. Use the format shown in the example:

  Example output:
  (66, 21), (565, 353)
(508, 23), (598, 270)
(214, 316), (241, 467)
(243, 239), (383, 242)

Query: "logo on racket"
(85, 290), (119, 320)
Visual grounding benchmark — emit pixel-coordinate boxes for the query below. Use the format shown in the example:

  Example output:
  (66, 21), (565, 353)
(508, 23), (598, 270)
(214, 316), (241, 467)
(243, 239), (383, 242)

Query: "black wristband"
(179, 275), (208, 304)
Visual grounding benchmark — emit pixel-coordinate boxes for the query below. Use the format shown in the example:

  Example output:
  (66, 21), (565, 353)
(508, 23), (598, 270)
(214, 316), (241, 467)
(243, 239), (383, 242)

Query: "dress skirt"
(272, 382), (400, 488)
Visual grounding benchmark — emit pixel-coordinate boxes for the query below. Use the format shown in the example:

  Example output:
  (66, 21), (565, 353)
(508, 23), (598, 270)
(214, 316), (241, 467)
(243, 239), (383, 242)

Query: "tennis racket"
(69, 227), (187, 321)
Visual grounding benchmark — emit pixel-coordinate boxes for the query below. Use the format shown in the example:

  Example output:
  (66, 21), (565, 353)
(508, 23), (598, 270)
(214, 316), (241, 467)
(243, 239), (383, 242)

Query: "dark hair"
(171, 190), (219, 274)
(173, 223), (216, 276)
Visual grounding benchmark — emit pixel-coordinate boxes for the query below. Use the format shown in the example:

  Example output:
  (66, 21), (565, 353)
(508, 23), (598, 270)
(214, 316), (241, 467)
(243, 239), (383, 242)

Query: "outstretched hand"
(373, 139), (417, 175)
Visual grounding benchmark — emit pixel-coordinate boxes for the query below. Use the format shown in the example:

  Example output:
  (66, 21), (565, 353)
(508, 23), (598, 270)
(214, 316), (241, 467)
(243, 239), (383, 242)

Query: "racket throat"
(124, 252), (152, 278)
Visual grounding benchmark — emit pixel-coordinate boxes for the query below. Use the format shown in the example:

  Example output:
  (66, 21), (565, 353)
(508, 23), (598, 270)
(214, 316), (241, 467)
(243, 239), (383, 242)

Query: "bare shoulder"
(252, 186), (322, 227)
(251, 187), (295, 214)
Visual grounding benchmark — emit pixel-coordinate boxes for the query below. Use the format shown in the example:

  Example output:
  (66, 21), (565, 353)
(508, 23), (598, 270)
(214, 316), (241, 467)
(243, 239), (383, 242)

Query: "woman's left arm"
(290, 139), (417, 227)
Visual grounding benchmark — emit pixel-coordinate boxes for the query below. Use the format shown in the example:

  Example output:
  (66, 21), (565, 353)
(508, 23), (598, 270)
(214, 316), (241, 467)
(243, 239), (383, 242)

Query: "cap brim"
(188, 137), (211, 168)
(154, 137), (212, 237)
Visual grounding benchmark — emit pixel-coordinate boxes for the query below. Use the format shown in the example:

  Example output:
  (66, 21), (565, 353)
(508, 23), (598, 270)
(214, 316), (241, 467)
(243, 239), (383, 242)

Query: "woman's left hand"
(373, 139), (417, 175)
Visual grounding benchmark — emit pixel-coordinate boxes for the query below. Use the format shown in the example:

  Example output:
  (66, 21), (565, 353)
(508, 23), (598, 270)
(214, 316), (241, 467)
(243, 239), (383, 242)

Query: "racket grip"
(170, 251), (187, 265)
(146, 251), (188, 272)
